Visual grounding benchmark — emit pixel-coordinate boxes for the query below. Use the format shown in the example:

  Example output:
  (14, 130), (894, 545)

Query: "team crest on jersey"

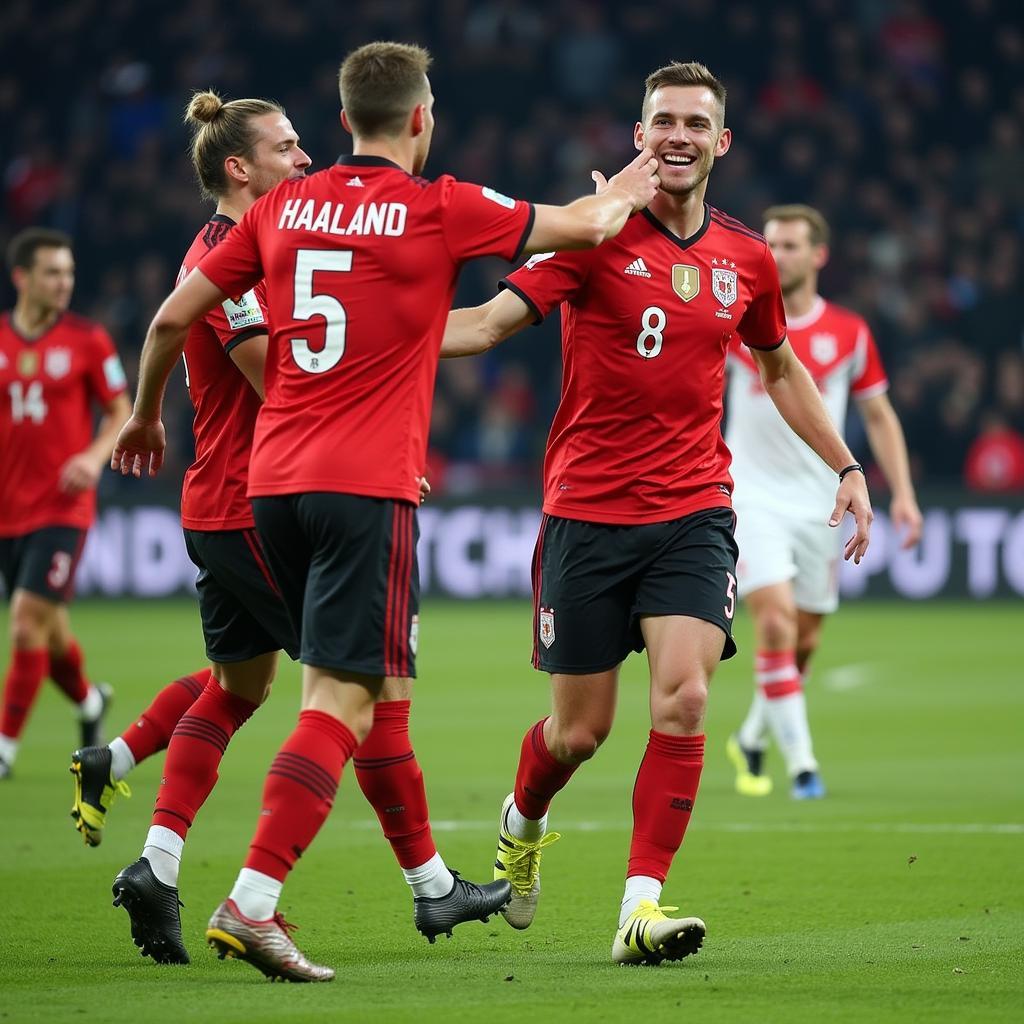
(44, 347), (72, 380)
(712, 267), (738, 308)
(409, 615), (419, 656)
(17, 350), (39, 377)
(810, 332), (838, 364)
(672, 264), (700, 302)
(539, 607), (556, 649)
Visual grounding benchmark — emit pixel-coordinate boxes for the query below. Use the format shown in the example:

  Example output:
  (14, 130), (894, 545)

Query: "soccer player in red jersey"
(111, 42), (660, 981)
(442, 62), (874, 965)
(0, 229), (131, 780)
(90, 89), (502, 967)
(725, 205), (921, 800)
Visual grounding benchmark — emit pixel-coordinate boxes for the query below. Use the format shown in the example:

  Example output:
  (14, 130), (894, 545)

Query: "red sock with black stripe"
(150, 678), (259, 839)
(0, 648), (49, 745)
(48, 639), (91, 704)
(353, 699), (436, 868)
(245, 709), (358, 881)
(627, 730), (704, 881)
(513, 717), (579, 820)
(119, 668), (212, 763)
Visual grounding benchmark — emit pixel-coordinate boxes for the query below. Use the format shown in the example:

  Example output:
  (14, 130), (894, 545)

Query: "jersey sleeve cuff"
(744, 330), (787, 352)
(498, 278), (544, 325)
(223, 326), (265, 353)
(852, 379), (889, 400)
(511, 204), (536, 263)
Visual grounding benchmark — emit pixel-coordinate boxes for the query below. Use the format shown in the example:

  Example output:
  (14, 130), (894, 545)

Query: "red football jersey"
(197, 156), (534, 505)
(503, 205), (787, 524)
(0, 311), (127, 536)
(178, 214), (269, 531)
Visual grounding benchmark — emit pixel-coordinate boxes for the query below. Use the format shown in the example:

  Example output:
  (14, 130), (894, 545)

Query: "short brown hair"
(185, 90), (284, 200)
(6, 227), (72, 271)
(763, 204), (831, 247)
(643, 61), (727, 125)
(339, 41), (432, 138)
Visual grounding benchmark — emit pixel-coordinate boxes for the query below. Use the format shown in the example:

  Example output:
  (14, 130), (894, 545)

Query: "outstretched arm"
(856, 391), (922, 548)
(441, 289), (536, 358)
(112, 268), (227, 477)
(751, 340), (874, 563)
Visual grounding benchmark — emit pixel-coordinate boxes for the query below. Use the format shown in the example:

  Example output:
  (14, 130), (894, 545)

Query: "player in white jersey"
(724, 205), (922, 799)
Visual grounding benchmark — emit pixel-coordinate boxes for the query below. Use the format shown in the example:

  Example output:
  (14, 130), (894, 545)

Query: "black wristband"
(839, 463), (864, 482)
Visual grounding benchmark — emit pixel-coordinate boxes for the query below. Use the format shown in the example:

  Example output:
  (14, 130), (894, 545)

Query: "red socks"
(756, 650), (802, 698)
(245, 709), (358, 881)
(0, 648), (49, 739)
(151, 678), (258, 839)
(48, 640), (91, 704)
(121, 668), (212, 762)
(627, 730), (705, 882)
(514, 718), (579, 820)
(353, 699), (436, 869)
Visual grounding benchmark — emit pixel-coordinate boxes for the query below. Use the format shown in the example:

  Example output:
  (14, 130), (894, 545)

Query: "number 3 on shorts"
(724, 571), (737, 620)
(48, 551), (72, 591)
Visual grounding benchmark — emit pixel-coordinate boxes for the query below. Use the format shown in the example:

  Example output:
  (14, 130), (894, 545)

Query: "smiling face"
(634, 85), (731, 198)
(236, 113), (311, 197)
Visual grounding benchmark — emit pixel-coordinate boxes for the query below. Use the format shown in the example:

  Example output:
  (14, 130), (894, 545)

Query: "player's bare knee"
(756, 605), (797, 649)
(549, 722), (606, 764)
(652, 677), (708, 733)
(10, 598), (52, 649)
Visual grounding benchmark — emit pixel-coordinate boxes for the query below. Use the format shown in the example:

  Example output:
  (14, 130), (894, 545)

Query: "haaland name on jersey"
(277, 198), (407, 236)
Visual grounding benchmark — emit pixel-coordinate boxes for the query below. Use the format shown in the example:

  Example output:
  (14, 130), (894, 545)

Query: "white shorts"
(733, 505), (843, 614)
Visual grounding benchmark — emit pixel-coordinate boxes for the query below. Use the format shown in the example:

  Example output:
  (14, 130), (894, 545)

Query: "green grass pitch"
(0, 599), (1020, 1023)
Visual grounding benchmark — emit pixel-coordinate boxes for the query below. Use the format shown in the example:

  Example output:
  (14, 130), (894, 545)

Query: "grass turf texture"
(0, 599), (1020, 1023)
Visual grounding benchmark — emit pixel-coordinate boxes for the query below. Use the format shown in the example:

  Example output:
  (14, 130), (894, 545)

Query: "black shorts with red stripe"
(251, 493), (419, 677)
(183, 527), (300, 663)
(0, 525), (87, 604)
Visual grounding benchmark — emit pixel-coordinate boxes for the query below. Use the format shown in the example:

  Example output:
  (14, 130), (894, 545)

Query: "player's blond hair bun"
(185, 90), (225, 126)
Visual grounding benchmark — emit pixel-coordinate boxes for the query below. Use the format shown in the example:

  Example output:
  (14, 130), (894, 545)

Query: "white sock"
(0, 733), (18, 765)
(506, 797), (547, 842)
(619, 875), (663, 926)
(737, 690), (769, 751)
(142, 825), (184, 887)
(107, 737), (135, 781)
(78, 685), (103, 721)
(402, 852), (455, 899)
(764, 691), (818, 776)
(229, 868), (283, 921)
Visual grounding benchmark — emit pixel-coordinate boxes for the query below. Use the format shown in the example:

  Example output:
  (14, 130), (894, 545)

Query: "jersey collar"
(209, 213), (236, 226)
(335, 154), (407, 173)
(785, 295), (826, 331)
(3, 309), (65, 344)
(640, 203), (711, 252)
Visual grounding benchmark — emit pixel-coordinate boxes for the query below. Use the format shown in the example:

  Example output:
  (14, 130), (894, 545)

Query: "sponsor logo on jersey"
(409, 614), (419, 656)
(482, 186), (516, 209)
(223, 289), (266, 331)
(624, 257), (652, 278)
(539, 607), (556, 648)
(525, 251), (556, 270)
(347, 176), (365, 187)
(103, 354), (127, 391)
(811, 332), (838, 364)
(672, 264), (700, 302)
(44, 347), (72, 380)
(17, 350), (39, 377)
(711, 266), (738, 308)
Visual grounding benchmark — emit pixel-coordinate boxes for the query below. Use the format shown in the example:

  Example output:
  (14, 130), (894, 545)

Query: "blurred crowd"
(2, 0), (1022, 494)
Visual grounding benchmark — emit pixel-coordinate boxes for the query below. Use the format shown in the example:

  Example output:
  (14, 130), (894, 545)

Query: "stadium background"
(0, 3), (1021, 1020)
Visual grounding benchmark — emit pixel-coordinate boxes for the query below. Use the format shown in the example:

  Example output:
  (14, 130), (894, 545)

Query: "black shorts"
(184, 527), (300, 664)
(0, 526), (87, 604)
(251, 493), (419, 677)
(531, 507), (739, 674)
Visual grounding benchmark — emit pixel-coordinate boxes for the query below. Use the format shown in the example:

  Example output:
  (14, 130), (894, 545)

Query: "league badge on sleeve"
(222, 289), (266, 331)
(482, 186), (516, 209)
(539, 607), (556, 649)
(103, 354), (127, 391)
